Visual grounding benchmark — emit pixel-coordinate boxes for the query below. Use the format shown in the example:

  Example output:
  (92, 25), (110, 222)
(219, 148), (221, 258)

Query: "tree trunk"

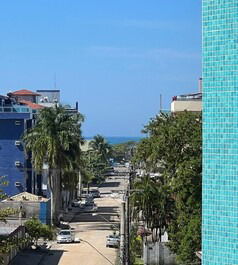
(78, 171), (82, 198)
(49, 169), (61, 226)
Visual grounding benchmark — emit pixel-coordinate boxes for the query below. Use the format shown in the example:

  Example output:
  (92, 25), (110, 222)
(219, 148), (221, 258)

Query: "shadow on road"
(86, 223), (118, 231)
(75, 223), (117, 232)
(71, 205), (119, 224)
(99, 181), (120, 188)
(9, 249), (65, 265)
(97, 206), (119, 213)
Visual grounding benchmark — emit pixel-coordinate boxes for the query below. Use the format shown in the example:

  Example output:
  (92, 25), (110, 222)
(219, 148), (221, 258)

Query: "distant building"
(171, 78), (202, 112)
(171, 92), (202, 112)
(0, 88), (79, 200)
(0, 90), (44, 197)
(8, 89), (41, 104)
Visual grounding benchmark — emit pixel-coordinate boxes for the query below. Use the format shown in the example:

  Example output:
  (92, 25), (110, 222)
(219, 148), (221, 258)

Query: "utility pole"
(125, 193), (130, 265)
(120, 201), (126, 264)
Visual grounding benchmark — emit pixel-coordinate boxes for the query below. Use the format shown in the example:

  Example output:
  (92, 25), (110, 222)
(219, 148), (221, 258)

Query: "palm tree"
(131, 175), (174, 242)
(23, 106), (84, 225)
(131, 175), (157, 229)
(89, 135), (112, 163)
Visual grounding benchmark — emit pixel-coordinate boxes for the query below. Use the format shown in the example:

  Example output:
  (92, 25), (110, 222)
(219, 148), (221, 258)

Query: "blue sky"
(0, 1), (201, 137)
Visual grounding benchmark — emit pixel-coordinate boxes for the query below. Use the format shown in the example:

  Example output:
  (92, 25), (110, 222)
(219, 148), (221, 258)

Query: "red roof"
(19, 100), (45, 110)
(11, 89), (41, 96)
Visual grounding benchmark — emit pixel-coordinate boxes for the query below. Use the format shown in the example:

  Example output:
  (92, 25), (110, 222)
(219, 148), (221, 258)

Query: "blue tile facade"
(0, 112), (32, 196)
(202, 1), (238, 264)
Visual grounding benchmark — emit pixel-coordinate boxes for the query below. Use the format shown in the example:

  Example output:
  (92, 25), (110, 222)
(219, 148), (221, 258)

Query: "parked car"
(72, 199), (82, 207)
(89, 189), (101, 198)
(83, 203), (98, 213)
(57, 229), (75, 243)
(106, 234), (120, 248)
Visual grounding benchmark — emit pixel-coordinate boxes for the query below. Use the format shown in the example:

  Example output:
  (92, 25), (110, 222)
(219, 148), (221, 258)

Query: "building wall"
(36, 90), (60, 104)
(202, 1), (238, 264)
(0, 200), (51, 225)
(0, 113), (31, 196)
(171, 100), (202, 112)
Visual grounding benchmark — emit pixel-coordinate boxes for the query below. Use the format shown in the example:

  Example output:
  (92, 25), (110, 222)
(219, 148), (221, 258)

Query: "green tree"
(23, 106), (84, 225)
(0, 177), (19, 264)
(89, 135), (112, 164)
(112, 141), (137, 162)
(131, 175), (174, 242)
(0, 176), (17, 222)
(133, 111), (202, 264)
(25, 218), (53, 245)
(82, 150), (108, 185)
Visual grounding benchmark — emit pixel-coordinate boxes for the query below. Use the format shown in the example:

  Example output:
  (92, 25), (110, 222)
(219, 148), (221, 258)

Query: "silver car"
(106, 234), (120, 248)
(57, 230), (75, 243)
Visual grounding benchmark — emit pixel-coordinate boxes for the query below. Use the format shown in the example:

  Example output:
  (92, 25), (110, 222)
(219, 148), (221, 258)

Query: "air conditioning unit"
(15, 182), (21, 187)
(15, 161), (21, 167)
(15, 121), (21, 126)
(15, 140), (21, 146)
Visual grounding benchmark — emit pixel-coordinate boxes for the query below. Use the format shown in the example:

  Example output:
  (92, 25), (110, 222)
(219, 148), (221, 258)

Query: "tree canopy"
(132, 111), (202, 264)
(23, 106), (84, 225)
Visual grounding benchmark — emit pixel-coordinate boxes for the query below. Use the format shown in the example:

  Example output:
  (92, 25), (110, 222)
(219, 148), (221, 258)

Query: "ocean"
(85, 136), (142, 145)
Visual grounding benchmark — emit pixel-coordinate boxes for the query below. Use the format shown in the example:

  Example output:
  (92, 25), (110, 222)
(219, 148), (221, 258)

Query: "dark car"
(90, 189), (101, 198)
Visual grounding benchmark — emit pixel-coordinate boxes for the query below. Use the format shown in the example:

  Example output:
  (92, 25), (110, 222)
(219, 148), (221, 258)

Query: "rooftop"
(3, 192), (49, 202)
(9, 89), (41, 96)
(19, 100), (44, 110)
(0, 225), (19, 236)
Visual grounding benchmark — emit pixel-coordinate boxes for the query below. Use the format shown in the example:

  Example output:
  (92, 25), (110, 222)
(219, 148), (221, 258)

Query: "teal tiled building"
(202, 0), (238, 264)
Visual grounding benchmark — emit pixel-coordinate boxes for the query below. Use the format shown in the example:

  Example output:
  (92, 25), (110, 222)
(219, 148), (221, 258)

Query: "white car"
(106, 234), (120, 248)
(57, 230), (75, 243)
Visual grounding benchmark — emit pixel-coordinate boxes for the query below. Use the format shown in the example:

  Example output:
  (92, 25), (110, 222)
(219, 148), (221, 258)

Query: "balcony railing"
(0, 106), (34, 113)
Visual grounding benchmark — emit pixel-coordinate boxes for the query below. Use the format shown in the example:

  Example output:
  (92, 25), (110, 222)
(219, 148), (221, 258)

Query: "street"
(43, 173), (128, 265)
(10, 171), (129, 265)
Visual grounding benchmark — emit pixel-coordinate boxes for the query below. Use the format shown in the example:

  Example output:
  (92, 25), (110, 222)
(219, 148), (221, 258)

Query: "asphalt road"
(42, 174), (129, 265)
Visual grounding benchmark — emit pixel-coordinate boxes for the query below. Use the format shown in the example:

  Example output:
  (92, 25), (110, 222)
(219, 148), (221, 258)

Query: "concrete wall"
(143, 241), (176, 265)
(0, 200), (51, 224)
(0, 226), (29, 265)
(171, 100), (202, 112)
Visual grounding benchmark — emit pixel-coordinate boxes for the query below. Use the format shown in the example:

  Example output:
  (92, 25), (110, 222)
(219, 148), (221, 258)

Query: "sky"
(0, 1), (201, 137)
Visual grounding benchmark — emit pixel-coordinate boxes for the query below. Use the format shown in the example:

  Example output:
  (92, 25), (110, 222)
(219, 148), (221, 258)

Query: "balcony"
(0, 105), (35, 113)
